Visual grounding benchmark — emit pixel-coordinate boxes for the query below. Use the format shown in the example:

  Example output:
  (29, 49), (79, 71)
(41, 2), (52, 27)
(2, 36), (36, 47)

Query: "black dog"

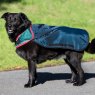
(1, 12), (95, 88)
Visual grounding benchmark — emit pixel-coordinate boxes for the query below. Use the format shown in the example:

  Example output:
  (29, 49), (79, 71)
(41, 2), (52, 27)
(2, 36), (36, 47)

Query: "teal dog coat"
(16, 24), (89, 51)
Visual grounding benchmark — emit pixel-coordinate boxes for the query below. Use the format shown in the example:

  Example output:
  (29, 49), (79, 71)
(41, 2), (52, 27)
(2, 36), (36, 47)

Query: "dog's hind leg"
(65, 51), (85, 86)
(73, 59), (86, 86)
(64, 58), (78, 83)
(65, 51), (86, 86)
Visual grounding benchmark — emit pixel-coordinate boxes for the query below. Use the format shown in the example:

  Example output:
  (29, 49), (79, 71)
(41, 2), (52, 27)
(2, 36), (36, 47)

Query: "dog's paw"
(24, 81), (36, 88)
(65, 79), (76, 83)
(24, 83), (32, 88)
(73, 80), (86, 86)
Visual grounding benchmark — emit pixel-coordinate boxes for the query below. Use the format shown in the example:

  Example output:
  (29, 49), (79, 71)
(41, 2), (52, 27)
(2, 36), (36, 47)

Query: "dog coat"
(16, 24), (89, 51)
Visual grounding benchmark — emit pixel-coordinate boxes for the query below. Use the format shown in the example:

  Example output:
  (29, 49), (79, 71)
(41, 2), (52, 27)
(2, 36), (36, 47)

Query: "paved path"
(0, 61), (95, 95)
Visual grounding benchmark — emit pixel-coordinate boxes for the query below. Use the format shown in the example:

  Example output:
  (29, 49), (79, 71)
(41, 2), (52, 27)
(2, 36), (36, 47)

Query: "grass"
(0, 0), (95, 71)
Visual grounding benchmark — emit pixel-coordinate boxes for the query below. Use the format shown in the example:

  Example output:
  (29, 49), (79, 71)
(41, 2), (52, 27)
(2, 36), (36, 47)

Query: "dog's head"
(1, 12), (31, 42)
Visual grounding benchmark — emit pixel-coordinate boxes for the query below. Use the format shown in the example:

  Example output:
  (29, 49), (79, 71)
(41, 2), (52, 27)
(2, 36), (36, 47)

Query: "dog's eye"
(14, 18), (17, 21)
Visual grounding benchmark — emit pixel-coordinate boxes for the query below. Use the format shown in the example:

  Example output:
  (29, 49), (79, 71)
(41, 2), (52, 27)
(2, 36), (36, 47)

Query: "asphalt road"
(0, 61), (95, 95)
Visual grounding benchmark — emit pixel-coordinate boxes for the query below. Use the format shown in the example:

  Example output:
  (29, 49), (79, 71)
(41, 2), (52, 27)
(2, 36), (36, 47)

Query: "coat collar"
(16, 25), (34, 48)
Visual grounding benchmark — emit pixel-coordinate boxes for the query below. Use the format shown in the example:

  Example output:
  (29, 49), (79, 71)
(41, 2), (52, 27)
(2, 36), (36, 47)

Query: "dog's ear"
(19, 12), (28, 20)
(19, 12), (31, 26)
(1, 12), (9, 20)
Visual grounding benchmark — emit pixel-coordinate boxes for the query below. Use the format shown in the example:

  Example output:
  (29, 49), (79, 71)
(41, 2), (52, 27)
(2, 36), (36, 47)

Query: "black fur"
(1, 12), (95, 88)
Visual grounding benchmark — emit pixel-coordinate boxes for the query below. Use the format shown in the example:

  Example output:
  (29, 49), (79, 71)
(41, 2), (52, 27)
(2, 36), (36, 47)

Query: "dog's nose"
(8, 24), (11, 27)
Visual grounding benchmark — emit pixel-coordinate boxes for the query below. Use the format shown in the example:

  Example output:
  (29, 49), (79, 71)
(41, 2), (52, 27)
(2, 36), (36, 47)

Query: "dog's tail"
(85, 38), (95, 54)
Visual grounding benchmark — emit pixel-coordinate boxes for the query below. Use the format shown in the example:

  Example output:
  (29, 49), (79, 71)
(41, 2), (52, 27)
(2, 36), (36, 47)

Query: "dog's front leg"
(24, 59), (37, 88)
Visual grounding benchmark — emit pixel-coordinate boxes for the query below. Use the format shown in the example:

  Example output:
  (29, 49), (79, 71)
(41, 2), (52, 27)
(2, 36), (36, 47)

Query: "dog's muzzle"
(8, 30), (15, 42)
(8, 30), (13, 34)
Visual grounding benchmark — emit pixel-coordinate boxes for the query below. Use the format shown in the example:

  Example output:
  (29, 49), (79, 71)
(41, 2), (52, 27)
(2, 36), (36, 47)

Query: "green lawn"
(0, 0), (95, 71)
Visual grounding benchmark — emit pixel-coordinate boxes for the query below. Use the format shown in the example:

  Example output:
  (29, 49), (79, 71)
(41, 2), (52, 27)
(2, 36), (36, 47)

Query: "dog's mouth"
(8, 29), (13, 34)
(7, 26), (15, 34)
(7, 29), (16, 42)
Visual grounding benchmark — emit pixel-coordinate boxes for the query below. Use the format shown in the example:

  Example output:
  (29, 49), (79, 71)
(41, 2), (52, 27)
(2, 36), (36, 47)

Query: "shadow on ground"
(36, 72), (95, 84)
